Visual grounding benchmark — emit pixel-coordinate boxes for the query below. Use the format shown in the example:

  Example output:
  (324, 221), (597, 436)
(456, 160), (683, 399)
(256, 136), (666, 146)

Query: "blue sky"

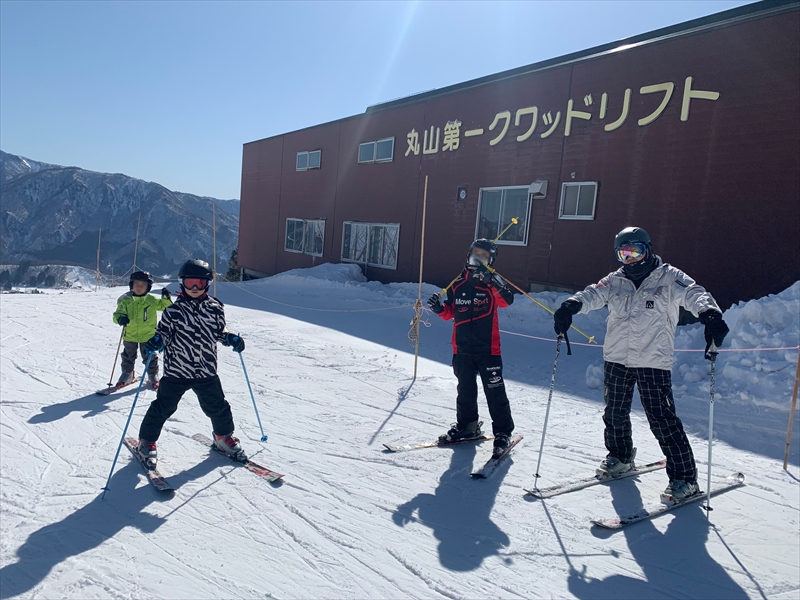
(0, 0), (754, 199)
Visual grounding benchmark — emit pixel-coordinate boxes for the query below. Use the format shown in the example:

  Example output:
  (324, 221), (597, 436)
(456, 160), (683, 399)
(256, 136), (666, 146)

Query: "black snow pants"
(138, 375), (235, 442)
(603, 361), (697, 483)
(453, 354), (515, 435)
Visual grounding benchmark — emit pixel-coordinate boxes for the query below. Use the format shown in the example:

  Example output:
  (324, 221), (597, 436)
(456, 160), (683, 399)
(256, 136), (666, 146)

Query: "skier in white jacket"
(553, 227), (730, 503)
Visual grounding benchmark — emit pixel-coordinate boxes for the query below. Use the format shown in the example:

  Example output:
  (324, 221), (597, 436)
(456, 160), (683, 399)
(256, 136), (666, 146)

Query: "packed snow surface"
(1, 263), (798, 599)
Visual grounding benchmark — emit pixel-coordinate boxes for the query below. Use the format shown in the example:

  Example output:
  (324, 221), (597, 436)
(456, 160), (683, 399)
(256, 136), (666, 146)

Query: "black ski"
(525, 460), (667, 499)
(192, 433), (283, 482)
(591, 472), (745, 529)
(383, 436), (494, 453)
(123, 437), (174, 492)
(471, 435), (524, 478)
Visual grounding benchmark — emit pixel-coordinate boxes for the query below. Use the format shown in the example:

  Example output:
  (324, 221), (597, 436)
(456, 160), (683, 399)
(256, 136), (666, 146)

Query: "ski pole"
(101, 353), (153, 498)
(703, 341), (718, 512)
(483, 264), (596, 344)
(107, 328), (125, 386)
(534, 335), (563, 489)
(240, 353), (268, 442)
(492, 217), (519, 243)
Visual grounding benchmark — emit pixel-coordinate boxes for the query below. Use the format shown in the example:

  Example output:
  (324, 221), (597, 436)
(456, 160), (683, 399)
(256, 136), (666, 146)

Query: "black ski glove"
(553, 300), (582, 335)
(223, 332), (245, 353)
(427, 294), (444, 314)
(471, 264), (490, 283)
(161, 288), (171, 299)
(117, 315), (130, 326)
(699, 310), (729, 355)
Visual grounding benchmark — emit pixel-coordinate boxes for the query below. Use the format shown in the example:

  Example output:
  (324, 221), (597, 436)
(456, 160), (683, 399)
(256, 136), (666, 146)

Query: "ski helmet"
(178, 259), (213, 280)
(468, 238), (498, 266)
(178, 259), (213, 294)
(614, 227), (652, 251)
(129, 270), (153, 294)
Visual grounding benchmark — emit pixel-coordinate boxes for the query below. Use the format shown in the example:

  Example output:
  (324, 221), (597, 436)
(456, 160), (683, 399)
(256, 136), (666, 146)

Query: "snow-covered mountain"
(0, 150), (239, 276)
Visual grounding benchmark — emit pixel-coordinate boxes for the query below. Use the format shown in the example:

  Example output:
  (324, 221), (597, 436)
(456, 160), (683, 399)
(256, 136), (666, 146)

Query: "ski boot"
(597, 448), (637, 477)
(213, 432), (248, 462)
(438, 420), (483, 444)
(137, 439), (158, 470)
(661, 479), (700, 504)
(117, 370), (135, 388)
(146, 373), (160, 390)
(492, 432), (512, 458)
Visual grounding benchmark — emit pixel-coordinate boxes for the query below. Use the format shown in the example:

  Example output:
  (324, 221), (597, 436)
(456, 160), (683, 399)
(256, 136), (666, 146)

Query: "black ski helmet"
(468, 238), (498, 266)
(129, 270), (153, 294)
(178, 259), (213, 294)
(614, 227), (652, 251)
(178, 259), (213, 280)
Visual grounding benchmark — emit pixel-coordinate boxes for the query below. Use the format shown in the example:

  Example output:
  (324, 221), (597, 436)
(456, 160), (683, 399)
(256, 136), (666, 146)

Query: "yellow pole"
(96, 228), (102, 292)
(493, 217), (519, 243)
(213, 202), (217, 297)
(783, 352), (800, 470)
(413, 176), (428, 380)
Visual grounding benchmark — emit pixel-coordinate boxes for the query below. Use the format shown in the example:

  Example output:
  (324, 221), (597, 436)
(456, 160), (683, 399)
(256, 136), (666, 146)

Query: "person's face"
(185, 286), (206, 298)
(132, 280), (148, 295)
(623, 253), (645, 265)
(470, 247), (491, 265)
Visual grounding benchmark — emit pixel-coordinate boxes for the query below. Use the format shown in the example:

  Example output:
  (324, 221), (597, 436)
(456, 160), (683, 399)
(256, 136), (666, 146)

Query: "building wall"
(239, 8), (800, 307)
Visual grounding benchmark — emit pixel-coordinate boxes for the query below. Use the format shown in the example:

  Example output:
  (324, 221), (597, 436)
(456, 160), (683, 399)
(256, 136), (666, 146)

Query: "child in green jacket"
(112, 271), (172, 389)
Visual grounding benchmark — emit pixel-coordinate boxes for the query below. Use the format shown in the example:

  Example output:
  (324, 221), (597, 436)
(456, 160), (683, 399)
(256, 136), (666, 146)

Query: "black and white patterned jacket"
(155, 294), (227, 379)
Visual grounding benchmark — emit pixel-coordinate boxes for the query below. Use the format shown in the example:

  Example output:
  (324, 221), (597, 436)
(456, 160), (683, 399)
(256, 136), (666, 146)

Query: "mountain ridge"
(0, 150), (239, 276)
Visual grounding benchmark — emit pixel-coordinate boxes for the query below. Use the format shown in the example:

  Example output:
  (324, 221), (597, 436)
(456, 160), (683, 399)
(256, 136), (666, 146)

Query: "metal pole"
(783, 351), (800, 470)
(96, 228), (102, 292)
(534, 335), (563, 488)
(704, 341), (718, 512)
(240, 353), (268, 441)
(213, 203), (217, 297)
(132, 212), (141, 272)
(413, 176), (428, 380)
(101, 354), (153, 498)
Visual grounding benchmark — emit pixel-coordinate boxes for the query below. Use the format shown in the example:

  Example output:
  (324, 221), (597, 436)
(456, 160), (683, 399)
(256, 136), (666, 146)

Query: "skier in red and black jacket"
(427, 239), (516, 457)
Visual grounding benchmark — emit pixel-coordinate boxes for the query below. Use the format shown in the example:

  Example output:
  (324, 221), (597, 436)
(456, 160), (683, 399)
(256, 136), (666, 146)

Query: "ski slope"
(1, 264), (798, 599)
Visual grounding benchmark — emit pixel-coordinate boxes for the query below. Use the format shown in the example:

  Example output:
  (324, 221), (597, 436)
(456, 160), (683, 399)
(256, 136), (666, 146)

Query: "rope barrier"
(408, 299), (431, 347)
(499, 329), (799, 353)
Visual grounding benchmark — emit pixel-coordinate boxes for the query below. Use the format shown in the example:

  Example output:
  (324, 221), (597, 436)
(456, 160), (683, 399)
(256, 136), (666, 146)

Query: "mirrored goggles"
(616, 243), (648, 263)
(182, 277), (210, 290)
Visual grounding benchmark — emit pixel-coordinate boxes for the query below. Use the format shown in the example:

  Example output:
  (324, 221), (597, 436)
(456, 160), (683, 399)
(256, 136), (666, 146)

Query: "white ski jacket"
(569, 257), (720, 371)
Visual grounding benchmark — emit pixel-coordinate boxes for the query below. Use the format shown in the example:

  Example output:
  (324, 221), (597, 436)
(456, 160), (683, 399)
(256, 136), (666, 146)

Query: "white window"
(342, 221), (400, 270)
(285, 218), (325, 256)
(475, 186), (531, 245)
(559, 182), (598, 220)
(358, 138), (394, 164)
(296, 150), (321, 172)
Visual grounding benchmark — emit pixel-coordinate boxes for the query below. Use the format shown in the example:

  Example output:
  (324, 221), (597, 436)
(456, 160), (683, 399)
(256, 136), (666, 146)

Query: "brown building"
(238, 1), (800, 308)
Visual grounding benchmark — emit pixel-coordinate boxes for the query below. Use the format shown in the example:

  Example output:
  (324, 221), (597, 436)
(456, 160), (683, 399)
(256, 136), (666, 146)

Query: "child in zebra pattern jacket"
(134, 259), (247, 468)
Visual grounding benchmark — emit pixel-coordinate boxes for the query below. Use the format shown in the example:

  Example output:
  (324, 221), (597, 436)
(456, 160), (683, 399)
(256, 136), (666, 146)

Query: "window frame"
(341, 221), (400, 270)
(358, 137), (395, 164)
(285, 218), (325, 256)
(558, 182), (598, 220)
(296, 149), (322, 172)
(474, 185), (533, 247)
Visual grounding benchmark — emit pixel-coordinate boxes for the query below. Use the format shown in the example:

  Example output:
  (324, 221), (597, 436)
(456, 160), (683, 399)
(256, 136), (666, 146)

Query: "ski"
(524, 460), (667, 499)
(471, 435), (524, 478)
(122, 437), (175, 492)
(591, 472), (745, 530)
(383, 436), (494, 453)
(96, 377), (140, 396)
(192, 433), (283, 483)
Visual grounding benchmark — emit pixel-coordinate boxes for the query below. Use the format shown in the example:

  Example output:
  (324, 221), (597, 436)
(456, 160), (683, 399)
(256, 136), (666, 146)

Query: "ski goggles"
(616, 242), (648, 262)
(181, 277), (210, 290)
